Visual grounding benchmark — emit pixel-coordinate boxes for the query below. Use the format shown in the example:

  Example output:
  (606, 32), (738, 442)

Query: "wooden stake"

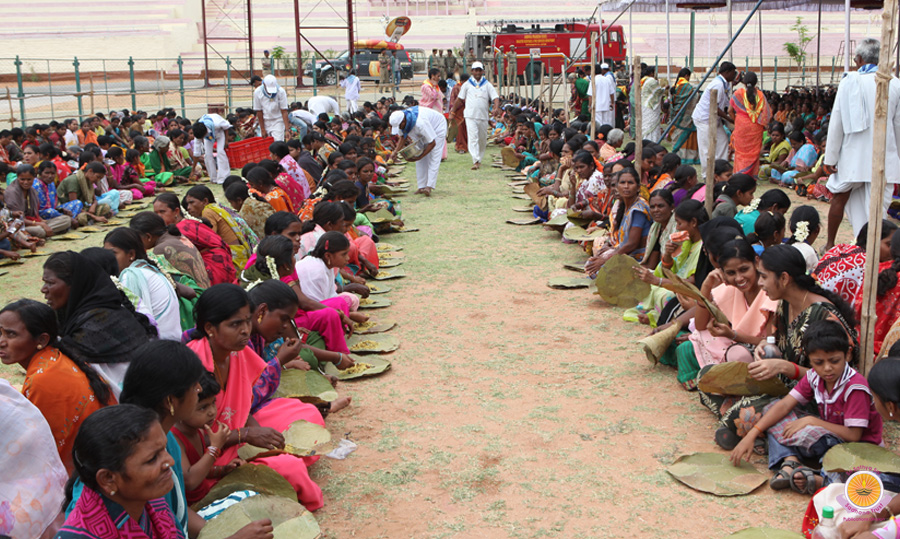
(539, 61), (545, 114)
(705, 88), (718, 216)
(89, 75), (95, 117)
(590, 33), (598, 141)
(548, 65), (555, 112)
(860, 0), (899, 374)
(5, 88), (14, 128)
(634, 55), (643, 179)
(563, 69), (571, 126)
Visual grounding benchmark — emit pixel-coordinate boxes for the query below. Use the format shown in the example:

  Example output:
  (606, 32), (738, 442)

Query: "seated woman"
(735, 188), (791, 236)
(670, 165), (702, 207)
(183, 185), (259, 271)
(42, 252), (157, 398)
(57, 162), (112, 226)
(669, 239), (777, 390)
(153, 193), (236, 286)
(56, 405), (187, 539)
(626, 199), (708, 327)
(224, 179), (274, 240)
(698, 244), (859, 450)
(105, 147), (149, 203)
(562, 150), (608, 225)
(786, 205), (821, 273)
(770, 130), (817, 187)
(165, 129), (198, 181)
(186, 284), (328, 511)
(640, 189), (677, 271)
(103, 228), (183, 340)
(758, 122), (790, 184)
(585, 168), (651, 275)
(246, 166), (294, 214)
(34, 161), (79, 228)
(146, 135), (189, 186)
(296, 231), (368, 323)
(816, 220), (897, 307)
(533, 140), (579, 215)
(244, 233), (356, 355)
(711, 175), (755, 220)
(649, 153), (680, 193)
(246, 280), (352, 415)
(791, 131), (829, 199)
(129, 211), (212, 290)
(268, 142), (310, 208)
(0, 299), (112, 474)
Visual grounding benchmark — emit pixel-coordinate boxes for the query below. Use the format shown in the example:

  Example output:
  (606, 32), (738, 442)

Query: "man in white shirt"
(388, 106), (447, 196)
(451, 62), (500, 170)
(191, 112), (231, 184)
(307, 95), (341, 118)
(252, 75), (289, 141)
(289, 103), (316, 139)
(691, 61), (736, 180)
(588, 63), (616, 128)
(340, 70), (362, 114)
(823, 37), (900, 249)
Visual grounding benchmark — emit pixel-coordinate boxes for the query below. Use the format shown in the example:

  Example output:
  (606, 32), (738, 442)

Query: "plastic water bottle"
(812, 506), (840, 539)
(761, 336), (782, 359)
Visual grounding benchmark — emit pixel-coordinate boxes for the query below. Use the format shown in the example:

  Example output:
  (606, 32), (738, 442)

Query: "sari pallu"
(671, 78), (699, 164)
(605, 198), (651, 260)
(573, 77), (591, 116)
(639, 77), (665, 140)
(730, 88), (772, 176)
(278, 155), (311, 207)
(175, 219), (236, 285)
(57, 486), (184, 539)
(853, 259), (900, 356)
(204, 203), (259, 271)
(185, 338), (326, 512)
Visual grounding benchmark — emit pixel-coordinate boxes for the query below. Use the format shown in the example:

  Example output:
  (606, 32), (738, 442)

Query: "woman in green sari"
(670, 68), (699, 165)
(146, 136), (191, 186)
(625, 199), (708, 327)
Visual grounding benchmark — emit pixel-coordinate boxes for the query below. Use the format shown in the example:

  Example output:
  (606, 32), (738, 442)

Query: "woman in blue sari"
(585, 168), (651, 276)
(770, 130), (817, 187)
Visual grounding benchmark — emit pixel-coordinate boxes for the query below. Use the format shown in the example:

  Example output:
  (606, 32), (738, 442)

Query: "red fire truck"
(464, 18), (627, 81)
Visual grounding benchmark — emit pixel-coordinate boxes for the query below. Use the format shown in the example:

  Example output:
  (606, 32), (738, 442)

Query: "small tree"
(783, 17), (815, 86)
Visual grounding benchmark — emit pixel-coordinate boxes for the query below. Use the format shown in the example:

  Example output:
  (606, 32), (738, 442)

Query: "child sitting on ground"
(172, 371), (244, 505)
(295, 230), (369, 324)
(730, 319), (882, 496)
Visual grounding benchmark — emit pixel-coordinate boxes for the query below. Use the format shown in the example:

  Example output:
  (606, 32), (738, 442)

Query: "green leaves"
(592, 255), (650, 308)
(274, 369), (338, 404)
(546, 277), (591, 289)
(697, 362), (790, 397)
(323, 356), (392, 380)
(823, 442), (900, 474)
(667, 452), (766, 496)
(198, 495), (321, 539)
(725, 528), (804, 538)
(194, 464), (296, 510)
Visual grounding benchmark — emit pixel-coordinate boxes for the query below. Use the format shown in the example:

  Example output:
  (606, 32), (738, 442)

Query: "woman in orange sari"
(729, 71), (772, 176)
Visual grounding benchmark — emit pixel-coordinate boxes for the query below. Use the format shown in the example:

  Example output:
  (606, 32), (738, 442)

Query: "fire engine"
(464, 18), (627, 82)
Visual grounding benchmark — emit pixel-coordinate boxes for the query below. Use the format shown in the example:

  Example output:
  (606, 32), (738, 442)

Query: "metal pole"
(73, 57), (83, 119)
(14, 56), (26, 127)
(689, 11), (696, 70)
(202, 0), (210, 87)
(226, 56), (233, 111)
(47, 60), (55, 120)
(705, 88), (717, 213)
(774, 56), (778, 92)
(103, 59), (110, 111)
(657, 0), (765, 144)
(313, 60), (318, 96)
(666, 0), (671, 82)
(294, 0), (302, 86)
(845, 0), (851, 72)
(178, 56), (186, 117)
(247, 0), (255, 75)
(831, 55), (836, 83)
(599, 3), (605, 65)
(758, 10), (764, 87)
(347, 0), (355, 60)
(128, 57), (136, 111)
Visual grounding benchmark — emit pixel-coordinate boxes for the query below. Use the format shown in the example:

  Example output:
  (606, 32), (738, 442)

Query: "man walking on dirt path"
(452, 62), (500, 170)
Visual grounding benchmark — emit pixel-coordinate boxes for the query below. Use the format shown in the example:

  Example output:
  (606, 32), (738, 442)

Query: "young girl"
(246, 166), (294, 214)
(105, 147), (145, 202)
(711, 174), (757, 219)
(787, 205), (821, 273)
(171, 372), (240, 505)
(731, 319), (881, 495)
(749, 211), (786, 255)
(670, 165), (700, 207)
(295, 231), (368, 323)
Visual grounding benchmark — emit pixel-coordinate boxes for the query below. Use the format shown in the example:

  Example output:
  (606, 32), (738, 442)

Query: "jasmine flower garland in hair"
(265, 255), (279, 278)
(794, 221), (810, 243)
(742, 197), (761, 214)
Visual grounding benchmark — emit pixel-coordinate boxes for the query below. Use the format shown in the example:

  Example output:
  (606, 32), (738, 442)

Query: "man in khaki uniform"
(483, 46), (495, 83)
(445, 49), (458, 80)
(496, 46), (505, 88)
(466, 47), (477, 74)
(506, 45), (517, 90)
(378, 50), (391, 92)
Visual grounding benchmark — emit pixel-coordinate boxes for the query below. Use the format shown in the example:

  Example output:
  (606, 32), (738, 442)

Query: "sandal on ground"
(789, 466), (820, 495)
(770, 460), (802, 490)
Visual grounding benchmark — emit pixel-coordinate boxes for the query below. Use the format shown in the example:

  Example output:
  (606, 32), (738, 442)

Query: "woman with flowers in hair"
(785, 206), (821, 273)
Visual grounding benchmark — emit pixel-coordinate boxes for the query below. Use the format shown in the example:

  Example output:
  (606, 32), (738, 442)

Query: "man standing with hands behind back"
(452, 62), (500, 170)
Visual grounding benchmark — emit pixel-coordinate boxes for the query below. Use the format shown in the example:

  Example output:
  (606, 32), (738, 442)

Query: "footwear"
(424, 187), (432, 197)
(789, 466), (820, 495)
(770, 460), (802, 490)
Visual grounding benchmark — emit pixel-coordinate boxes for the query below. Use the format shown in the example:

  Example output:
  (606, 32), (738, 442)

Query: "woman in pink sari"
(186, 284), (326, 511)
(420, 68), (447, 159)
(729, 71), (772, 176)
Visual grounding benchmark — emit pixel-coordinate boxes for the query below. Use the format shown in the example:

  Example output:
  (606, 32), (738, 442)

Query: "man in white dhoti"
(340, 70), (362, 114)
(692, 61), (736, 181)
(588, 63), (616, 128)
(389, 107), (447, 197)
(451, 62), (500, 170)
(191, 112), (231, 184)
(823, 38), (900, 250)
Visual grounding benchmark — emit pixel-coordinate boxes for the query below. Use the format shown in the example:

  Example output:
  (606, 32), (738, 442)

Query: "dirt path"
(311, 149), (846, 538)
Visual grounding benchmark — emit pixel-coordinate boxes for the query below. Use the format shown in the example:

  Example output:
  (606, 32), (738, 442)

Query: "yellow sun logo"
(846, 471), (884, 509)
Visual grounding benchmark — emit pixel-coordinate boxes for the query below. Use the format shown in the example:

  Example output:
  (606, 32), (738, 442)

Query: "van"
(304, 41), (414, 85)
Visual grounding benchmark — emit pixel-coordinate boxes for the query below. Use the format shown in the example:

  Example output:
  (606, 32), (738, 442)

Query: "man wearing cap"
(588, 63), (616, 128)
(253, 74), (289, 141)
(388, 106), (447, 196)
(452, 62), (500, 170)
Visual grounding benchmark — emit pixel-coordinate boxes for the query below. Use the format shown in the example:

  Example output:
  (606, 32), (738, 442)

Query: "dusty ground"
(1, 147), (895, 538)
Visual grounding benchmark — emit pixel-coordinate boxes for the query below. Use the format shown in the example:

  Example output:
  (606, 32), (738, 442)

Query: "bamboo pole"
(5, 88), (15, 128)
(705, 88), (718, 216)
(89, 75), (95, 117)
(633, 55), (643, 179)
(590, 33), (598, 140)
(563, 68), (571, 126)
(860, 0), (899, 374)
(539, 61), (545, 114)
(548, 65), (555, 113)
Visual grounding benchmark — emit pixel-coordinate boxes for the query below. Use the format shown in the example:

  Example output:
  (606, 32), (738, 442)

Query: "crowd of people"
(4, 30), (900, 538)
(494, 36), (900, 538)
